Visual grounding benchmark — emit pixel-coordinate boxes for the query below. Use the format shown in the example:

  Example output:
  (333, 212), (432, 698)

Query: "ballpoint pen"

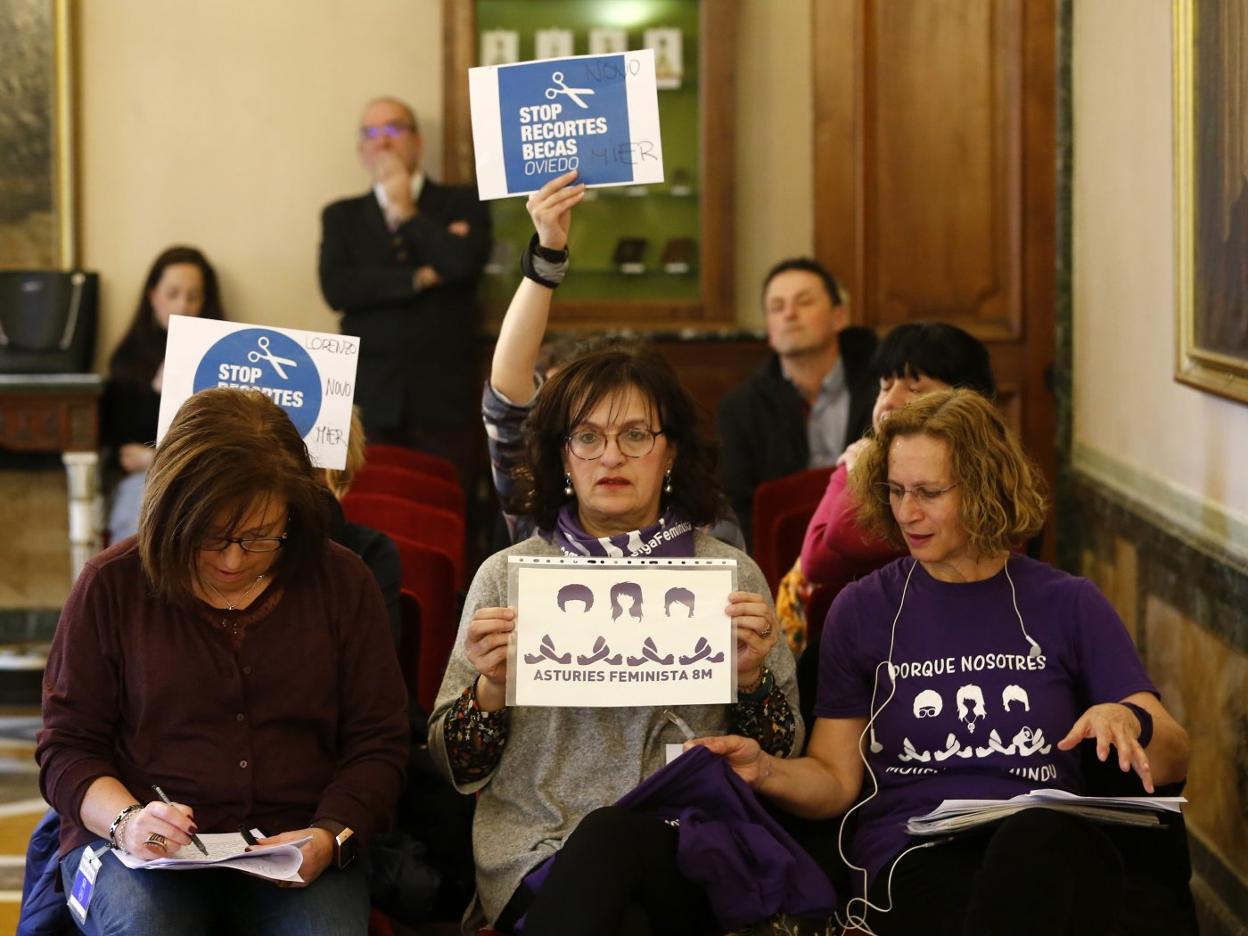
(151, 785), (209, 856)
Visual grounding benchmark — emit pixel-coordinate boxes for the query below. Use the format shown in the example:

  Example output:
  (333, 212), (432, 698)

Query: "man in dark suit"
(319, 97), (491, 483)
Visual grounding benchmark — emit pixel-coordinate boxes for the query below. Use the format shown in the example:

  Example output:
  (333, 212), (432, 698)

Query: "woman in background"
(103, 246), (225, 542)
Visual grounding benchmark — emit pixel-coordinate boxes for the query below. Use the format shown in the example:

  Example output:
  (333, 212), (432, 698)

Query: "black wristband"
(1120, 701), (1154, 748)
(532, 236), (569, 263)
(520, 234), (568, 288)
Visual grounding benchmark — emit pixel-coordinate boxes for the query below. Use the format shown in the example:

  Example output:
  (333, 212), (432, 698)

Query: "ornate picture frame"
(1174, 0), (1248, 403)
(0, 0), (76, 269)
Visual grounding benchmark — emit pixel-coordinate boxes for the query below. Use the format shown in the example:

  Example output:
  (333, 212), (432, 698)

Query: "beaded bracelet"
(108, 803), (142, 850)
(738, 665), (773, 702)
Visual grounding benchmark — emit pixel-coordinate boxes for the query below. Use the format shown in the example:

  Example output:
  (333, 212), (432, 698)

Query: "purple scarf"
(548, 504), (695, 558)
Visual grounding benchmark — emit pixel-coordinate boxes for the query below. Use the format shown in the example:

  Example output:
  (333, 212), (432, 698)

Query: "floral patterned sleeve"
(730, 677), (797, 756)
(443, 683), (510, 785)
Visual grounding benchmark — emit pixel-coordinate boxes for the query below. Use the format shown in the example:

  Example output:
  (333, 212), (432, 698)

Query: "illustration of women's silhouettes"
(557, 583), (594, 613)
(663, 586), (695, 617)
(609, 582), (644, 621)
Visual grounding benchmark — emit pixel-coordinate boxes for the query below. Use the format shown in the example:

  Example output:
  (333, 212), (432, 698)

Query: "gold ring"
(145, 833), (167, 850)
(759, 626), (772, 639)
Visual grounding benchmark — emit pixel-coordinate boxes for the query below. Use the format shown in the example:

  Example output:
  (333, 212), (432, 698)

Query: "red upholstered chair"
(751, 466), (835, 592)
(352, 464), (466, 518)
(397, 588), (423, 698)
(342, 493), (466, 588)
(392, 537), (459, 714)
(364, 444), (460, 487)
(367, 907), (395, 936)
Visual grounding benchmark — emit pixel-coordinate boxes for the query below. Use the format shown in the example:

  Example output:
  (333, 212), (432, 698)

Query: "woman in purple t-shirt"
(694, 389), (1190, 935)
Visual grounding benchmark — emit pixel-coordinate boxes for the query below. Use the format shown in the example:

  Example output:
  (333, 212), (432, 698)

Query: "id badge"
(67, 845), (102, 925)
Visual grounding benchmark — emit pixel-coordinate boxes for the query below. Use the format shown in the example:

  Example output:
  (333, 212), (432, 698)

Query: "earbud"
(1026, 637), (1042, 659)
(869, 727), (884, 754)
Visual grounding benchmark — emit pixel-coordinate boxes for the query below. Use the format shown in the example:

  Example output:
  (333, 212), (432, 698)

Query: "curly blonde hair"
(848, 389), (1047, 556)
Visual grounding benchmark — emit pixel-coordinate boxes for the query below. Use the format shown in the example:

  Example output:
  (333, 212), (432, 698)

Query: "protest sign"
(157, 316), (360, 469)
(506, 556), (737, 708)
(469, 50), (664, 200)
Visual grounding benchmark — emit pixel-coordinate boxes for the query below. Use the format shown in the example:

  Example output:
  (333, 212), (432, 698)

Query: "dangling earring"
(663, 468), (673, 494)
(563, 473), (574, 497)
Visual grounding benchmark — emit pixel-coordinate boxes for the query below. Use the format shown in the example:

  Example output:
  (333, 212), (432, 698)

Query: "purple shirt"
(814, 555), (1156, 884)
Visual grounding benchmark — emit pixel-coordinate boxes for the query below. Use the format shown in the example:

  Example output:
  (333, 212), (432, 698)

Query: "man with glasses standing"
(319, 96), (491, 485)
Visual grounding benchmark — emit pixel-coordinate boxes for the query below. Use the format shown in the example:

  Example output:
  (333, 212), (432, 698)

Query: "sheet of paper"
(469, 50), (664, 199)
(506, 556), (737, 708)
(112, 832), (309, 883)
(157, 316), (360, 469)
(906, 789), (1186, 836)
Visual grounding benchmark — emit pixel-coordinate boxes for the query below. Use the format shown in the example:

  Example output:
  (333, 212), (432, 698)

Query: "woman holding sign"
(38, 389), (408, 935)
(429, 172), (803, 934)
(693, 390), (1190, 935)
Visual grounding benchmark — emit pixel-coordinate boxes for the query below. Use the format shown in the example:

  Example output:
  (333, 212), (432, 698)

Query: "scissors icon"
(247, 336), (298, 380)
(545, 72), (595, 110)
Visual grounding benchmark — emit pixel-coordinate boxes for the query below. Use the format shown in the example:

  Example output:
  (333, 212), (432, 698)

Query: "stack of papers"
(906, 788), (1186, 836)
(114, 833), (310, 883)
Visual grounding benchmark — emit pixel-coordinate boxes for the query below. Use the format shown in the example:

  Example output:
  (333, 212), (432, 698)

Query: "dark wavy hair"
(109, 246), (225, 386)
(138, 388), (328, 607)
(521, 346), (721, 531)
(872, 322), (995, 397)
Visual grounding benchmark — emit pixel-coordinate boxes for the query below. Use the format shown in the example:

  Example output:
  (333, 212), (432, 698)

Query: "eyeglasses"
(200, 533), (288, 553)
(359, 122), (415, 141)
(872, 482), (958, 505)
(566, 428), (665, 460)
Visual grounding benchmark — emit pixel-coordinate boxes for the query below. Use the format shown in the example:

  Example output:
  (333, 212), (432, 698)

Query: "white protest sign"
(506, 556), (737, 708)
(157, 316), (360, 470)
(469, 50), (664, 200)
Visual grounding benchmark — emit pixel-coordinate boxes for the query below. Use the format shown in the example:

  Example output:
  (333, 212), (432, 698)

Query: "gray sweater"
(428, 532), (803, 924)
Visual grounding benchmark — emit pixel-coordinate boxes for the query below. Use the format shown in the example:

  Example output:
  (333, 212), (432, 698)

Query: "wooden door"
(813, 0), (1057, 554)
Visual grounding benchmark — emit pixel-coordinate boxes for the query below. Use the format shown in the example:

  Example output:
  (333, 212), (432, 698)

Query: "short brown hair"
(138, 388), (329, 606)
(520, 346), (721, 531)
(849, 389), (1047, 556)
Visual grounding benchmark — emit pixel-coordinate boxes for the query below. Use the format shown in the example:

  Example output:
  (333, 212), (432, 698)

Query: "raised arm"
(490, 170), (585, 403)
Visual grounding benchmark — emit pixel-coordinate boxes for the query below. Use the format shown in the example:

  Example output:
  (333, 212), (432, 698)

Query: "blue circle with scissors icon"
(192, 328), (322, 437)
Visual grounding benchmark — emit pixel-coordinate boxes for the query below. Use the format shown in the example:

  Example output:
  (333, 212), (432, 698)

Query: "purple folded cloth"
(516, 745), (837, 932)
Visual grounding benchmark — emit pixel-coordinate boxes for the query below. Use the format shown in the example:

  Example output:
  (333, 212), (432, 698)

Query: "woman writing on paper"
(38, 388), (408, 936)
(694, 389), (1190, 935)
(429, 171), (802, 934)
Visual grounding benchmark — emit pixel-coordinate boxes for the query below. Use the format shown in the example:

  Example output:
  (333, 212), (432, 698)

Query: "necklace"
(204, 574), (266, 636)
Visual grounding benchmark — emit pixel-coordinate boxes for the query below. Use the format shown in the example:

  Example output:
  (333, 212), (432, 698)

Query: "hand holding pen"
(147, 785), (208, 856)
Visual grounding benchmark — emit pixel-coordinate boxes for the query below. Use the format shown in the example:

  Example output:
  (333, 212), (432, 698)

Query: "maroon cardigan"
(37, 538), (409, 855)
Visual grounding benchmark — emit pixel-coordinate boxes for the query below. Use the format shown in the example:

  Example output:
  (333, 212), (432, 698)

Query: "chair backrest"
(352, 464), (466, 518)
(392, 537), (459, 713)
(364, 445), (460, 487)
(752, 467), (835, 591)
(342, 493), (465, 588)
(397, 589), (423, 699)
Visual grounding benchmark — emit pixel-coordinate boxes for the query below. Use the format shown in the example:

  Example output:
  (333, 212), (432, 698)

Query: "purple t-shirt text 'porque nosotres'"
(814, 555), (1156, 885)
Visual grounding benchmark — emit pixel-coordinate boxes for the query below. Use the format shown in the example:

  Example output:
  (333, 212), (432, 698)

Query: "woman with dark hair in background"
(103, 246), (225, 542)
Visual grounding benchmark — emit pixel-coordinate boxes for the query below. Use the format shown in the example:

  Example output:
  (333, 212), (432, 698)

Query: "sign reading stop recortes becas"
(469, 49), (664, 200)
(156, 316), (360, 470)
